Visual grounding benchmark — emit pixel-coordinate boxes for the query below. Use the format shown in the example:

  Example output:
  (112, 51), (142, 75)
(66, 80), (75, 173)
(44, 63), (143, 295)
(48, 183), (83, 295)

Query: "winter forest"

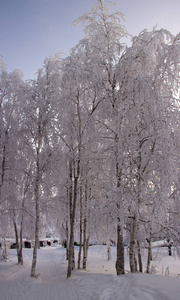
(0, 0), (180, 285)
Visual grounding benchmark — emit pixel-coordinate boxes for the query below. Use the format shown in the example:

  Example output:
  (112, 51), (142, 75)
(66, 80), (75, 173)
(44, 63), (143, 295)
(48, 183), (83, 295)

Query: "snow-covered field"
(0, 245), (180, 300)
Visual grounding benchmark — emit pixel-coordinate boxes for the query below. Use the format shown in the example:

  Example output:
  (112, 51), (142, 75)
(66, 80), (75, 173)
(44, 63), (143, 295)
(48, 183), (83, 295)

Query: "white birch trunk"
(31, 129), (41, 278)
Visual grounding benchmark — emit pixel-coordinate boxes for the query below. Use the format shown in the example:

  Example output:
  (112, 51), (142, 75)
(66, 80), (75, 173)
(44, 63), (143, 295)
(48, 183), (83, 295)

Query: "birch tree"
(0, 67), (25, 254)
(74, 0), (128, 275)
(21, 56), (61, 277)
(59, 48), (94, 277)
(116, 29), (180, 272)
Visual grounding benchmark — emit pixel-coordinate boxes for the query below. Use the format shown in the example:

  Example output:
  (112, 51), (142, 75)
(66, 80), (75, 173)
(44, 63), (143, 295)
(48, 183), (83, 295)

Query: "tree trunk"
(134, 255), (138, 272)
(146, 238), (152, 273)
(2, 238), (7, 261)
(67, 175), (78, 278)
(31, 122), (41, 278)
(107, 241), (111, 261)
(31, 182), (40, 277)
(18, 195), (25, 266)
(65, 220), (69, 261)
(83, 215), (87, 270)
(129, 215), (137, 273)
(86, 236), (90, 258)
(67, 230), (74, 278)
(67, 98), (81, 278)
(78, 186), (83, 269)
(18, 216), (23, 265)
(31, 219), (39, 277)
(0, 137), (6, 208)
(137, 240), (143, 272)
(115, 221), (125, 275)
(114, 127), (125, 276)
(67, 159), (73, 278)
(167, 239), (172, 256)
(13, 213), (19, 262)
(168, 245), (172, 256)
(83, 180), (90, 271)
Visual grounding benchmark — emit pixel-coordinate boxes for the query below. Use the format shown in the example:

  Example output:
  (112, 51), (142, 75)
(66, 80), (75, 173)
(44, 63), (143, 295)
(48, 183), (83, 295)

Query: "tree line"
(0, 0), (180, 278)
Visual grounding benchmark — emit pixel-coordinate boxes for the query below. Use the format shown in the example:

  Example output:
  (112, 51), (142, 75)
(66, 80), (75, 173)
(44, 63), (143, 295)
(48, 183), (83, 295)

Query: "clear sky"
(0, 0), (180, 80)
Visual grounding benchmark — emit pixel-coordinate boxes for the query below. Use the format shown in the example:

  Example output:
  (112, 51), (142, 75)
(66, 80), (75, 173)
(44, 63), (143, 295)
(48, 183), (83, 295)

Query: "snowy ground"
(0, 245), (180, 300)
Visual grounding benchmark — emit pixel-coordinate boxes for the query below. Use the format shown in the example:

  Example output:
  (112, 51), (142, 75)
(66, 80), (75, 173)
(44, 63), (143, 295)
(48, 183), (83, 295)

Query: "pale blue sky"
(0, 0), (179, 80)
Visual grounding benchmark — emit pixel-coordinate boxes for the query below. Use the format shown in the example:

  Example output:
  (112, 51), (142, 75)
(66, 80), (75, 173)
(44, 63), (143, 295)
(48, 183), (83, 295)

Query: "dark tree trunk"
(83, 181), (90, 271)
(30, 122), (42, 278)
(2, 238), (7, 261)
(30, 180), (40, 277)
(65, 220), (69, 261)
(168, 245), (172, 256)
(167, 239), (172, 256)
(146, 238), (152, 273)
(115, 221), (125, 275)
(18, 219), (23, 266)
(137, 240), (143, 272)
(78, 186), (83, 269)
(31, 151), (40, 278)
(107, 241), (111, 261)
(13, 213), (19, 262)
(134, 255), (138, 272)
(18, 195), (26, 266)
(129, 215), (136, 273)
(83, 215), (87, 270)
(67, 174), (79, 278)
(67, 159), (74, 278)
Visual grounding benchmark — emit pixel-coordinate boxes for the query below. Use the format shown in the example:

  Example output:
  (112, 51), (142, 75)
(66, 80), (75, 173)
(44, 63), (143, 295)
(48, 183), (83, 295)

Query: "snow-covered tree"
(115, 29), (180, 272)
(0, 67), (25, 254)
(73, 0), (128, 275)
(20, 56), (61, 277)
